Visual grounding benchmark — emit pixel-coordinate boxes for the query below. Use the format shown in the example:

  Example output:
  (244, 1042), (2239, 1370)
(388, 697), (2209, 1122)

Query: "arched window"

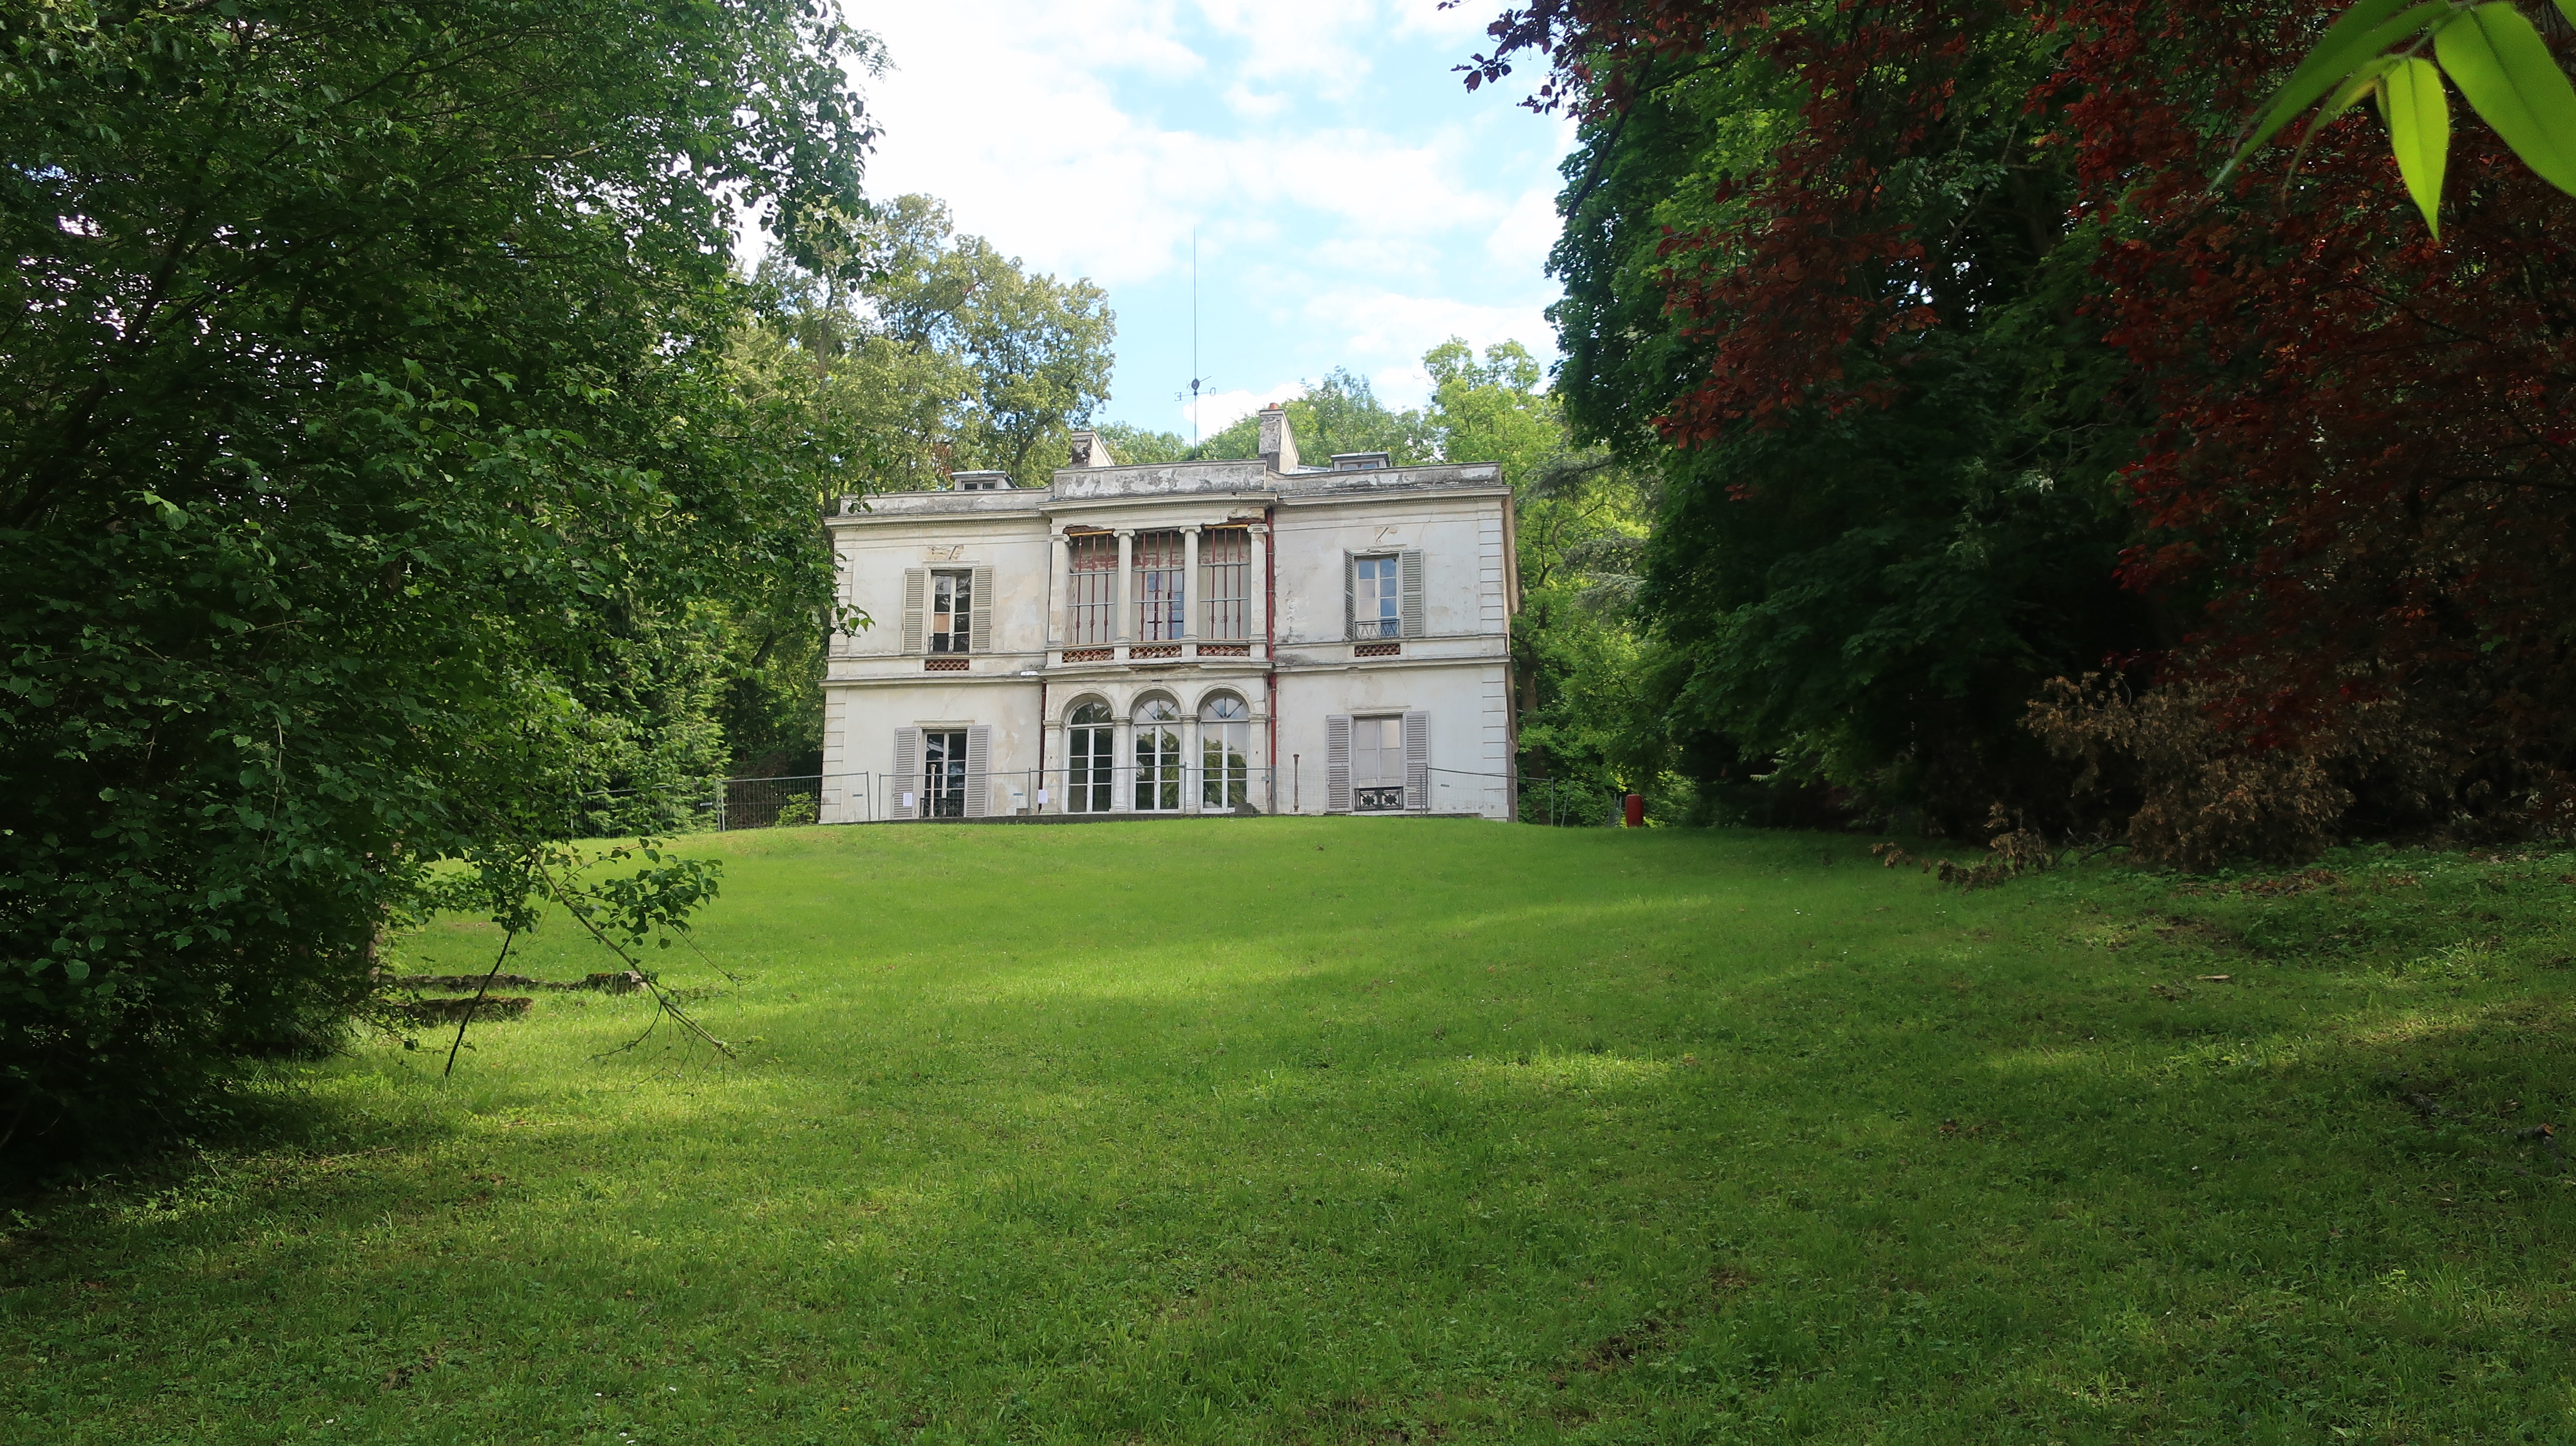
(1066, 700), (1113, 813)
(1200, 693), (1250, 810)
(1133, 696), (1181, 812)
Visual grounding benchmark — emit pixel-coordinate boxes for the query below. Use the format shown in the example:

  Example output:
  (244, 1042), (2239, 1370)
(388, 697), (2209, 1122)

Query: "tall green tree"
(0, 0), (873, 1153)
(1544, 19), (2151, 832)
(1191, 369), (1433, 463)
(733, 195), (1116, 490)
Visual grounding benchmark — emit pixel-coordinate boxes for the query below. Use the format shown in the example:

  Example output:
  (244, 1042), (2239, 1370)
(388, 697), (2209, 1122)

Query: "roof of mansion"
(831, 415), (1505, 522)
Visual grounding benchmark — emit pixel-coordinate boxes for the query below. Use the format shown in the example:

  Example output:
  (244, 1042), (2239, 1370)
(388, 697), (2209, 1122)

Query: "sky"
(837, 0), (1575, 442)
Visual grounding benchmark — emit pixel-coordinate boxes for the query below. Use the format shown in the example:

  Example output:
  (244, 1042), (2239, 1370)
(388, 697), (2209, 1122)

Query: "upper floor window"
(1067, 533), (1116, 646)
(1135, 530), (1186, 642)
(1200, 528), (1250, 639)
(1352, 555), (1401, 638)
(929, 570), (973, 653)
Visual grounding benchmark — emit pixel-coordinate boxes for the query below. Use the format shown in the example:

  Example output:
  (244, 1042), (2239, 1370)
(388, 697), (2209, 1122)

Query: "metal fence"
(561, 764), (1633, 835)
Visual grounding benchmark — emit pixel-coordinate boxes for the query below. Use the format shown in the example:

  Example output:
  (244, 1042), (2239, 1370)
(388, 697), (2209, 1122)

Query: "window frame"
(928, 569), (973, 654)
(1350, 714), (1404, 811)
(1199, 692), (1251, 810)
(921, 728), (968, 818)
(1199, 528), (1251, 640)
(1352, 554), (1400, 639)
(1134, 530), (1186, 642)
(1066, 700), (1114, 813)
(1066, 534), (1118, 646)
(1132, 696), (1183, 811)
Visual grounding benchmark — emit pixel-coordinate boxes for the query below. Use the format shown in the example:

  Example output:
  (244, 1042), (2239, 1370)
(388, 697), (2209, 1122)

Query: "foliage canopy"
(1469, 0), (2576, 856)
(0, 0), (876, 1151)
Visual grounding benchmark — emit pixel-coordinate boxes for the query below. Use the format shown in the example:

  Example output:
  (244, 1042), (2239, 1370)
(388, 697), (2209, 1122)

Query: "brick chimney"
(1257, 404), (1299, 474)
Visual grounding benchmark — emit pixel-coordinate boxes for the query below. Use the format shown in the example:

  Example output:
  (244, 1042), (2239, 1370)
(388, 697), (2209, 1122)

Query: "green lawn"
(6, 819), (2576, 1443)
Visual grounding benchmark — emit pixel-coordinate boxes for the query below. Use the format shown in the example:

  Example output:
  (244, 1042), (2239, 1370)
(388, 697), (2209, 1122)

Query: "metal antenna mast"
(1190, 228), (1201, 444)
(1174, 228), (1211, 442)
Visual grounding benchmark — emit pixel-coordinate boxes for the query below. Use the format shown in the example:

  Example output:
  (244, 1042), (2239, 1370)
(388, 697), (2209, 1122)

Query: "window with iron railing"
(1199, 528), (1250, 640)
(1351, 715), (1404, 811)
(1352, 555), (1401, 639)
(1066, 533), (1116, 646)
(1135, 530), (1185, 642)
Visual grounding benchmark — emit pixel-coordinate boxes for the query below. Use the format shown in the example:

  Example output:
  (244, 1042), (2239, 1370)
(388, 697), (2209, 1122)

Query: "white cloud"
(1223, 81), (1292, 118)
(1296, 285), (1553, 380)
(1487, 181), (1562, 271)
(1184, 381), (1305, 437)
(834, 0), (1570, 425)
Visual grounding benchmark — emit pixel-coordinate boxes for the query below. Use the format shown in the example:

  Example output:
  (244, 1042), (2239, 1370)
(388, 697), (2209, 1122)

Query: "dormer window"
(1330, 453), (1391, 472)
(951, 470), (1011, 491)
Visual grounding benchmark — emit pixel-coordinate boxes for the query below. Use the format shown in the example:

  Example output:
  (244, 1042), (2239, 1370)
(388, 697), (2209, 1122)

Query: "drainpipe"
(1036, 678), (1048, 815)
(1264, 506), (1279, 811)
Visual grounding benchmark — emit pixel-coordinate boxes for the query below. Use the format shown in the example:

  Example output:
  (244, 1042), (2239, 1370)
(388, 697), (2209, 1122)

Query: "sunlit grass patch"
(5, 825), (2576, 1443)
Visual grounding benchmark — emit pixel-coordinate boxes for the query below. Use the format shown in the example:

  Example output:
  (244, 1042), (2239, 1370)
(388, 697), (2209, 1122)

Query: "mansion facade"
(819, 407), (1519, 822)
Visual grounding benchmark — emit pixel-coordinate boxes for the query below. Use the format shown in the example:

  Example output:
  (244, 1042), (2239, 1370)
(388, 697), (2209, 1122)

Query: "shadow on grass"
(7, 830), (2576, 1444)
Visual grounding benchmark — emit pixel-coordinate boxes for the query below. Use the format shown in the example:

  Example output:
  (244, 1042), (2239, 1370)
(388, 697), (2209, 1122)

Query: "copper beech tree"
(1467, 0), (2576, 862)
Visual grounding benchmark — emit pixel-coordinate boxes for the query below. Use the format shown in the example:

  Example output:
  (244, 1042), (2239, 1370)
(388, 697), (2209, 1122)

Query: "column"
(1248, 522), (1270, 658)
(1047, 530), (1070, 657)
(1041, 718), (1061, 814)
(1114, 529), (1135, 645)
(1114, 715), (1133, 812)
(1182, 526), (1200, 642)
(1183, 712), (1199, 814)
(1255, 714), (1273, 814)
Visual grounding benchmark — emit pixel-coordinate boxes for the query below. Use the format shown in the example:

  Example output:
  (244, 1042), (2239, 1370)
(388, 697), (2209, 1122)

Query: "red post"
(1623, 793), (1645, 828)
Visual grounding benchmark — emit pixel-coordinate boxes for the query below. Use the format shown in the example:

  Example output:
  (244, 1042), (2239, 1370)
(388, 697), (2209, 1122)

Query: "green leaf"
(2434, 3), (2576, 194)
(2321, 55), (2402, 129)
(2222, 0), (2453, 182)
(2379, 57), (2452, 234)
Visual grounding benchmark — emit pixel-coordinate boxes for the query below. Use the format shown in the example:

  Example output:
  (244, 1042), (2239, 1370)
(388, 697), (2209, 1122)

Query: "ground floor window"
(1068, 703), (1114, 813)
(1352, 716), (1404, 811)
(1202, 694), (1250, 810)
(1134, 698), (1182, 811)
(923, 729), (966, 818)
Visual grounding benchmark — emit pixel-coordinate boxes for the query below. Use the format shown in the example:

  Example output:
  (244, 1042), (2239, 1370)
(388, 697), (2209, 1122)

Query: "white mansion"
(820, 407), (1520, 823)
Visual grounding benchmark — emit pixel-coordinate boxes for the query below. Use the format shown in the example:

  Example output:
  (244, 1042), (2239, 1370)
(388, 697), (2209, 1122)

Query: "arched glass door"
(1134, 697), (1182, 812)
(1067, 701), (1114, 813)
(1201, 694), (1250, 810)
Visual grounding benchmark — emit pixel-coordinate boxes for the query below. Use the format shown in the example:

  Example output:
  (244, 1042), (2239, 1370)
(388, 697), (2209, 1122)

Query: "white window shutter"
(1343, 552), (1356, 642)
(964, 724), (991, 818)
(968, 565), (993, 654)
(900, 569), (926, 654)
(1403, 710), (1429, 810)
(1399, 550), (1425, 638)
(1327, 714), (1352, 812)
(892, 727), (920, 819)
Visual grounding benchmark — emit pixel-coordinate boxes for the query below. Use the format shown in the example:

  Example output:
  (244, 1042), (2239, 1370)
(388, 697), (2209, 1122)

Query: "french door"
(1067, 703), (1114, 813)
(1134, 699), (1182, 811)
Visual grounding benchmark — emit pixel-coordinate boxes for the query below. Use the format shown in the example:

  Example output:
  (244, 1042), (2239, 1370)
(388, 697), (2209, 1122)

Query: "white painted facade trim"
(818, 414), (1520, 823)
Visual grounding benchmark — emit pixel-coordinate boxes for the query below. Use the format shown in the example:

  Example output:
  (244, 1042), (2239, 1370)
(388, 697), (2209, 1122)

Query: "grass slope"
(5, 819), (2575, 1444)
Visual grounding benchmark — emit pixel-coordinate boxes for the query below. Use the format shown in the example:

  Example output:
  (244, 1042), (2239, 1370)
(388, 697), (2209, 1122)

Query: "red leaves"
(1477, 0), (2576, 828)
